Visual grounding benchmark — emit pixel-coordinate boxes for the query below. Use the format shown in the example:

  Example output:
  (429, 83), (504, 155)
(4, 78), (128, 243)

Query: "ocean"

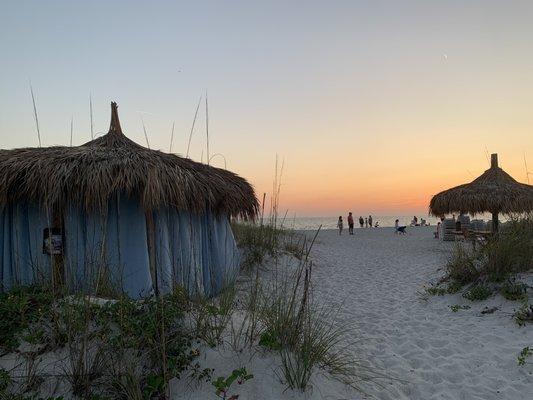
(278, 215), (441, 230)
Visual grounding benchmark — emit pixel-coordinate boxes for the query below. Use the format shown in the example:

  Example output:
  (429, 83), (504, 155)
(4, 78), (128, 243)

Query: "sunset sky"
(1, 1), (532, 216)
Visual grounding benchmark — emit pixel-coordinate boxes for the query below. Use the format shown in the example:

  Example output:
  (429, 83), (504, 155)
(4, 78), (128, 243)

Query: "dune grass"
(442, 216), (532, 297)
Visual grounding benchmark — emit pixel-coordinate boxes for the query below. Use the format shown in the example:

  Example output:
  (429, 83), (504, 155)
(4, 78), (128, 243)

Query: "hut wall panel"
(0, 203), (51, 290)
(152, 208), (172, 295)
(112, 195), (153, 298)
(63, 195), (153, 298)
(153, 207), (240, 297)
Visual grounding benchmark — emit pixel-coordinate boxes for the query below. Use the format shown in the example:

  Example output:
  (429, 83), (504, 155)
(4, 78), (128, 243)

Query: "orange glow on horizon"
(245, 150), (532, 217)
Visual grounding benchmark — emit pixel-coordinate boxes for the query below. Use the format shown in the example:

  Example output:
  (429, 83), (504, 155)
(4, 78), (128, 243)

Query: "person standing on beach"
(337, 216), (343, 235)
(348, 212), (354, 235)
(368, 215), (373, 228)
(365, 217), (368, 228)
(359, 216), (364, 228)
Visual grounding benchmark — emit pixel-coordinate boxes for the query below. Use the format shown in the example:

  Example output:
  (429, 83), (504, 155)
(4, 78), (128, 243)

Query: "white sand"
(302, 226), (532, 400)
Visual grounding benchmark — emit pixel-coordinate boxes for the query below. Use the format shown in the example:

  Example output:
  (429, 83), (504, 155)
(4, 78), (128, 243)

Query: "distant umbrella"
(429, 153), (533, 232)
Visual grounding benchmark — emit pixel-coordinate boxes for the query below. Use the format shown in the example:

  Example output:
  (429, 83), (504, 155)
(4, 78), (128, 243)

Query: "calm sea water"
(279, 216), (441, 230)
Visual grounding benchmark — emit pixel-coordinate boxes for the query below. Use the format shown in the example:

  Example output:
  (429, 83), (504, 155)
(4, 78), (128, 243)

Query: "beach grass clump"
(232, 221), (304, 269)
(463, 285), (492, 301)
(232, 164), (305, 269)
(445, 217), (532, 288)
(447, 281), (463, 294)
(518, 346), (532, 366)
(190, 287), (236, 348)
(450, 304), (470, 312)
(258, 329), (282, 351)
(483, 217), (533, 281)
(425, 281), (463, 297)
(500, 280), (528, 302)
(255, 230), (375, 392)
(484, 215), (533, 281)
(514, 302), (533, 327)
(0, 368), (11, 395)
(446, 245), (481, 285)
(426, 286), (447, 296)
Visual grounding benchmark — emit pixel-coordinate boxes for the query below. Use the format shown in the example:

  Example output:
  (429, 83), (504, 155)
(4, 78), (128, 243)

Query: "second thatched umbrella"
(429, 153), (533, 232)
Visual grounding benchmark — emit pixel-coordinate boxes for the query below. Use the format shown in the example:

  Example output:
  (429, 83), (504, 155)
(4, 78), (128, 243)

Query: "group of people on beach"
(337, 213), (378, 235)
(410, 215), (428, 226)
(337, 215), (433, 235)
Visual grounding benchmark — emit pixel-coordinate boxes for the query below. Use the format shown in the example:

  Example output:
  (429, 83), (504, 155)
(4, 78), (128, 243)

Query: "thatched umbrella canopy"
(429, 153), (533, 231)
(0, 102), (258, 219)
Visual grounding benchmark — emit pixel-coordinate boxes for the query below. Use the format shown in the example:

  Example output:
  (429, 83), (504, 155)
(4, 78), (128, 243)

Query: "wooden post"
(491, 154), (499, 233)
(491, 153), (498, 168)
(145, 211), (159, 297)
(492, 211), (499, 233)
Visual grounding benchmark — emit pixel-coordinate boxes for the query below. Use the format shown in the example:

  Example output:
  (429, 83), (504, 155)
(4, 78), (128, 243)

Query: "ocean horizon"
(276, 215), (440, 230)
(270, 213), (502, 230)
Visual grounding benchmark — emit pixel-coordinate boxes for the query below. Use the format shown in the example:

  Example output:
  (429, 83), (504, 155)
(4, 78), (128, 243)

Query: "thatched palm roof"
(0, 102), (258, 218)
(429, 154), (533, 217)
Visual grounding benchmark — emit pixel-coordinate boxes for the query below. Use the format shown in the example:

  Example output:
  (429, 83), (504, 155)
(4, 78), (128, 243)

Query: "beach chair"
(442, 219), (456, 241)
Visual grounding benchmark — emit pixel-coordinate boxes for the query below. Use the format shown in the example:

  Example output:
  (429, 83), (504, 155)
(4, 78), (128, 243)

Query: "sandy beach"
(304, 226), (532, 399)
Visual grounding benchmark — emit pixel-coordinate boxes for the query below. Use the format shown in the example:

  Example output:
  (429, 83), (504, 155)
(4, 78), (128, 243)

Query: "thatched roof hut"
(0, 102), (258, 298)
(0, 102), (258, 218)
(429, 153), (533, 231)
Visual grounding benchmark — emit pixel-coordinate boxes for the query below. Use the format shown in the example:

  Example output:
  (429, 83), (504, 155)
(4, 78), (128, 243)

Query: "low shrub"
(447, 281), (463, 294)
(500, 281), (528, 301)
(450, 304), (470, 312)
(515, 302), (533, 327)
(0, 285), (55, 352)
(446, 245), (480, 285)
(444, 217), (532, 287)
(426, 287), (447, 296)
(0, 367), (11, 393)
(212, 367), (253, 400)
(258, 329), (282, 351)
(484, 218), (533, 281)
(463, 285), (492, 301)
(0, 286), (203, 399)
(518, 346), (532, 366)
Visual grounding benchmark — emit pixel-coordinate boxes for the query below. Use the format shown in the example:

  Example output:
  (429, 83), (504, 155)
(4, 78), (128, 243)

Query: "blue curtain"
(153, 207), (240, 297)
(1, 198), (240, 298)
(0, 202), (51, 290)
(63, 195), (153, 298)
